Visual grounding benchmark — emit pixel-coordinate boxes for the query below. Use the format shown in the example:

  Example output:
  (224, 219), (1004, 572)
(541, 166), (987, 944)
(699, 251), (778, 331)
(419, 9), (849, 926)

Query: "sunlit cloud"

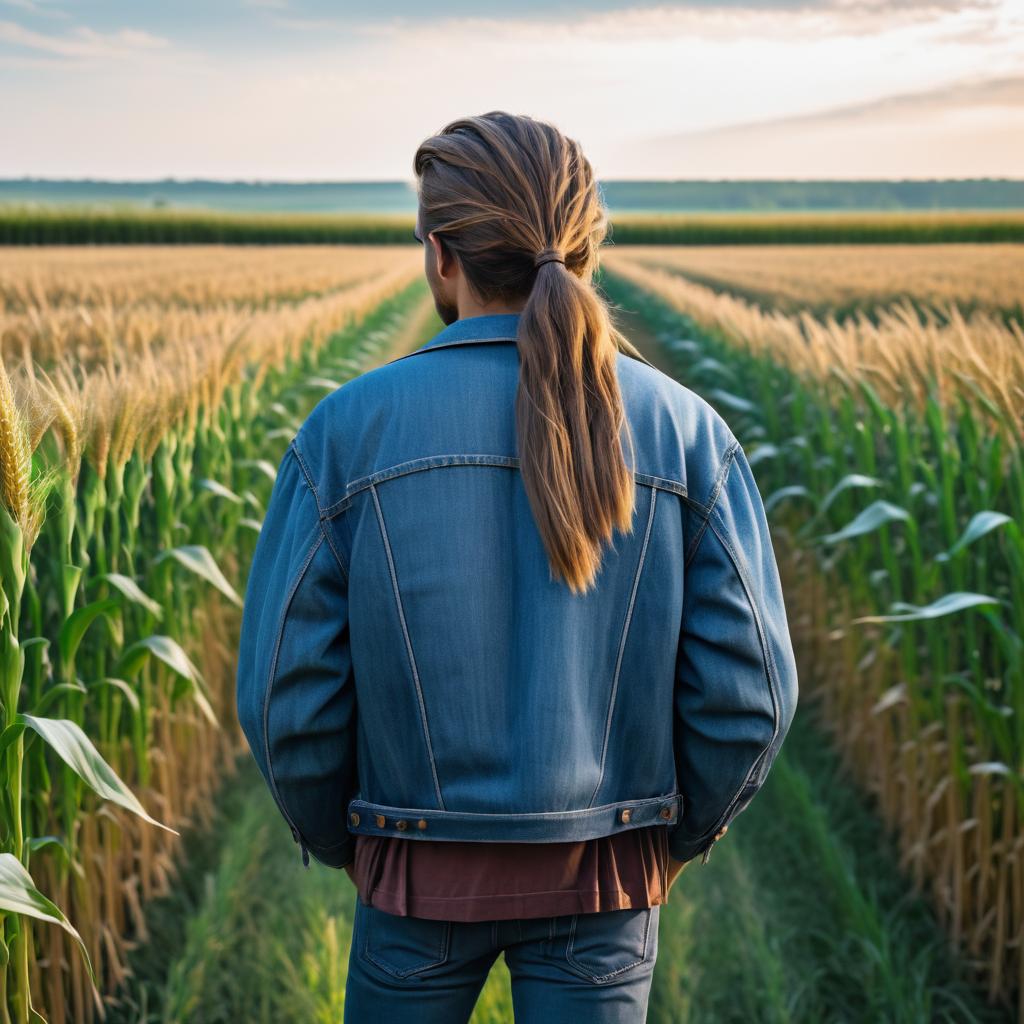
(623, 73), (1024, 177)
(0, 1), (1019, 178)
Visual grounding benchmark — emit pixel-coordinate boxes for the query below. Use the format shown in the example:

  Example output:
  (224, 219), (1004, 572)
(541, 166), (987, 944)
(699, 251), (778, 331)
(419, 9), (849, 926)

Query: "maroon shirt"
(352, 825), (671, 922)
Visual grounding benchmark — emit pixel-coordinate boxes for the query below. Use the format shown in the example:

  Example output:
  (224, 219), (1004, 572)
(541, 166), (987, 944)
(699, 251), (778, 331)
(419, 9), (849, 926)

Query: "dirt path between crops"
(371, 287), (440, 367)
(604, 275), (677, 375)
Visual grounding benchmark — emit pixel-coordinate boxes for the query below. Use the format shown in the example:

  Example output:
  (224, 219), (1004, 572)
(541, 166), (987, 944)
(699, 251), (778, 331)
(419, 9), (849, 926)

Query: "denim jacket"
(235, 312), (798, 871)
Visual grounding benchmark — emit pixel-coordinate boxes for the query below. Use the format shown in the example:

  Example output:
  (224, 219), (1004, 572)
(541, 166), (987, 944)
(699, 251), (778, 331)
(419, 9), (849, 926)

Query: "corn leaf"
(198, 478), (244, 504)
(708, 389), (758, 414)
(31, 681), (87, 717)
(99, 572), (163, 619)
(305, 376), (343, 391)
(817, 474), (882, 517)
(88, 677), (141, 715)
(116, 634), (202, 684)
(153, 544), (242, 608)
(968, 762), (1011, 776)
(0, 853), (96, 984)
(764, 485), (815, 515)
(852, 592), (1001, 624)
(937, 511), (1014, 561)
(819, 500), (912, 545)
(58, 598), (120, 665)
(0, 720), (26, 760)
(691, 357), (735, 380)
(747, 444), (781, 468)
(115, 636), (219, 728)
(19, 715), (178, 835)
(238, 458), (278, 482)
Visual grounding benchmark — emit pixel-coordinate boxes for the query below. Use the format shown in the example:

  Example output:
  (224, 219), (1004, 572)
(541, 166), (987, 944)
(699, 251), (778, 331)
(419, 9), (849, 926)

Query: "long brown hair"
(413, 111), (651, 595)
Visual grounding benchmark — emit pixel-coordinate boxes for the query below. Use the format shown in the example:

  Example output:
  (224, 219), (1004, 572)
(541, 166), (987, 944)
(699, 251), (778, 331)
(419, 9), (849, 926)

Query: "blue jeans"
(344, 895), (661, 1023)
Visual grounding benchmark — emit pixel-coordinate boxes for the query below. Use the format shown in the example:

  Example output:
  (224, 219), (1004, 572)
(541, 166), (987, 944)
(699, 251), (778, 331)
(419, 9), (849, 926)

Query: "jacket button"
(620, 808), (632, 823)
(395, 819), (408, 831)
(660, 806), (673, 820)
(375, 814), (386, 828)
(350, 812), (360, 826)
(417, 819), (428, 830)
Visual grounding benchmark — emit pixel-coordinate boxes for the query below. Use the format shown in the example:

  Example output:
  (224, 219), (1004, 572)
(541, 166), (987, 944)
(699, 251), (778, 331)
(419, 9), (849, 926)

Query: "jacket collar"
(396, 312), (521, 360)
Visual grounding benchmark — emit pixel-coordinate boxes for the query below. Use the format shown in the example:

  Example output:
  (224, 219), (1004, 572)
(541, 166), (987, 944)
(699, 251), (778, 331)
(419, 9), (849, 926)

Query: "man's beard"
(435, 294), (460, 326)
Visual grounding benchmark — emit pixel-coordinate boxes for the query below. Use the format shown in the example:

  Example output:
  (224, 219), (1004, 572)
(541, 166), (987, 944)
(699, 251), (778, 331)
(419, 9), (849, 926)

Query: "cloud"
(1, 0), (49, 11)
(0, 0), (67, 19)
(0, 20), (169, 60)
(2, 0), (1018, 178)
(618, 73), (1024, 177)
(831, 73), (1024, 117)
(828, 0), (996, 10)
(330, 0), (1006, 52)
(644, 73), (1024, 140)
(237, 0), (1007, 44)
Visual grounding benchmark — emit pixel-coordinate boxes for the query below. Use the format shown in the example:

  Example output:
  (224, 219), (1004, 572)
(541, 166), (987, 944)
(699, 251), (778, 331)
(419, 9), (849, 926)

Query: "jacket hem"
(345, 792), (683, 843)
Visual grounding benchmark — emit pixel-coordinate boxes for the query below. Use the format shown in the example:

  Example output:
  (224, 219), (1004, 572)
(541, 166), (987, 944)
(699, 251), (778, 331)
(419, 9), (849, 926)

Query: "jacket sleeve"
(669, 438), (799, 865)
(235, 438), (358, 869)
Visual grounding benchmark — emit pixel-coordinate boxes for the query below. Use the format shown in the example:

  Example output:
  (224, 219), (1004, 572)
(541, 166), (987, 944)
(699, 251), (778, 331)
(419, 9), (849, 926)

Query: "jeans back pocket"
(550, 906), (658, 984)
(358, 899), (452, 980)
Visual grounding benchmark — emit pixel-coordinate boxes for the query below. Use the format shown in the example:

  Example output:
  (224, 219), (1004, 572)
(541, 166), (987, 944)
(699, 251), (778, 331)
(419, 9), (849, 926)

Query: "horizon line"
(2, 176), (1022, 186)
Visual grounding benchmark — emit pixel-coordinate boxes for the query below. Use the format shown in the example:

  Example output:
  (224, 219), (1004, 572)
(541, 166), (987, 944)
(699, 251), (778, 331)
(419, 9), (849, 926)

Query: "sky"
(2, 0), (1022, 181)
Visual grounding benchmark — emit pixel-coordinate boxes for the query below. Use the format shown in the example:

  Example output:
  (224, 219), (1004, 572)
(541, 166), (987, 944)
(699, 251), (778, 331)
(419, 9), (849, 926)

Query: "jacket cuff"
(668, 829), (717, 865)
(310, 835), (356, 869)
(293, 828), (356, 870)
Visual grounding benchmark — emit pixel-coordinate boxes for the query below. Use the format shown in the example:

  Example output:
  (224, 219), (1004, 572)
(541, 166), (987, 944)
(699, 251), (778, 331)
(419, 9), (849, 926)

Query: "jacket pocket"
(358, 899), (452, 980)
(548, 906), (659, 984)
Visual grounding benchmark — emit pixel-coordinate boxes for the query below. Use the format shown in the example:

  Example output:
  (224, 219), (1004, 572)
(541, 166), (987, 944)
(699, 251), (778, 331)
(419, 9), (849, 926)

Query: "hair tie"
(533, 248), (566, 269)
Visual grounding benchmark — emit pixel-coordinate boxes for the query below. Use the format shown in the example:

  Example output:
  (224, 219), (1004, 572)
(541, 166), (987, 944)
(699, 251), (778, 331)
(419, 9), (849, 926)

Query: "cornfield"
(2, 206), (1023, 246)
(600, 249), (1024, 1017)
(0, 245), (427, 1022)
(2, 240), (1022, 1021)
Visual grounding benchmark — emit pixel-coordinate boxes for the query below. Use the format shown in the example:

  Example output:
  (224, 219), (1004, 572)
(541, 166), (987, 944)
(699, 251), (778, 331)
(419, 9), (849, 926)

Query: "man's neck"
(458, 301), (526, 319)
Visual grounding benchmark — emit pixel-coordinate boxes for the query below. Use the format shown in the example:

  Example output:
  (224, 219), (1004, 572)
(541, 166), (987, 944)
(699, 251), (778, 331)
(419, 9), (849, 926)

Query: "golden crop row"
(609, 243), (1024, 318)
(1, 246), (422, 368)
(0, 245), (415, 313)
(601, 251), (1024, 435)
(2, 251), (423, 490)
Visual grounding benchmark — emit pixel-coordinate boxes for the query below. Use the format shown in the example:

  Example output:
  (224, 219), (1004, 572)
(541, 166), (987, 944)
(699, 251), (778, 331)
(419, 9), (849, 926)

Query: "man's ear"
(428, 231), (451, 279)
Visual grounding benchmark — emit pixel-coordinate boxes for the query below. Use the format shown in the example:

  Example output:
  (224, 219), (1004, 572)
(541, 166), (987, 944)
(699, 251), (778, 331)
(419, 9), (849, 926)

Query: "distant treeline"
(2, 177), (1023, 214)
(0, 208), (417, 245)
(608, 212), (1024, 245)
(600, 178), (1024, 213)
(2, 207), (1023, 245)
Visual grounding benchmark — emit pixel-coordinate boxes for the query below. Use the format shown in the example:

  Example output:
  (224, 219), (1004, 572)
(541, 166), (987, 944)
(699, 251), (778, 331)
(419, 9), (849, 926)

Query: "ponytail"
(414, 111), (644, 594)
(514, 246), (636, 593)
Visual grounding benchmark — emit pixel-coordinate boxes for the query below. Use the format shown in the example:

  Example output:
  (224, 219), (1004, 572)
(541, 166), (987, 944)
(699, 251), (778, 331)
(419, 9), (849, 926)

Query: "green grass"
(104, 757), (515, 1024)
(649, 706), (1010, 1023)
